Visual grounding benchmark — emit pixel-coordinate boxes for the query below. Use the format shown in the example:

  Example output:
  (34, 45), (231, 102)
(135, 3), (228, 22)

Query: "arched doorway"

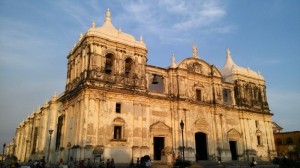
(195, 132), (208, 160)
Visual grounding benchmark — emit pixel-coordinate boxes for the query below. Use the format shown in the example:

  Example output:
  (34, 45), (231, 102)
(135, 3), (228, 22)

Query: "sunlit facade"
(12, 9), (276, 164)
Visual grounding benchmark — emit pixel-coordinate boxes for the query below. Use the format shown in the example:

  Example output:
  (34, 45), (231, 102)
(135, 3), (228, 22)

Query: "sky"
(0, 0), (300, 145)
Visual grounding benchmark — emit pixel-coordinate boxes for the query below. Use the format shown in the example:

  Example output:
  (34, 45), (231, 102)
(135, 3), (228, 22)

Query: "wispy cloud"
(252, 57), (283, 66)
(116, 0), (231, 43)
(51, 1), (100, 30)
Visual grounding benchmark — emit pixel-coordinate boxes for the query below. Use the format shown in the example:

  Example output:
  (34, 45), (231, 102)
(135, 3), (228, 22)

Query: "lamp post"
(67, 142), (71, 163)
(2, 143), (6, 166)
(47, 129), (54, 163)
(24, 140), (30, 162)
(180, 120), (185, 161)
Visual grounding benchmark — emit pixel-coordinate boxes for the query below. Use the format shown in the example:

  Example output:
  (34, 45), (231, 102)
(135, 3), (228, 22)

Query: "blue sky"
(0, 0), (299, 145)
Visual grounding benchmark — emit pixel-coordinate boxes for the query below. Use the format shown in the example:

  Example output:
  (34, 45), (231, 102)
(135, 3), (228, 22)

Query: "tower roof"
(86, 9), (146, 49)
(220, 49), (264, 81)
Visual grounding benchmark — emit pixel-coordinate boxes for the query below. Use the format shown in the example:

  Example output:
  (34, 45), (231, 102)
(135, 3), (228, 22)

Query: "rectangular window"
(114, 126), (122, 140)
(196, 89), (201, 101)
(255, 121), (259, 128)
(116, 103), (121, 113)
(56, 116), (64, 151)
(257, 136), (261, 145)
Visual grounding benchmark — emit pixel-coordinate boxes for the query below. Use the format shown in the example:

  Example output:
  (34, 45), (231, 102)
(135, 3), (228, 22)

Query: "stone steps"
(151, 161), (278, 168)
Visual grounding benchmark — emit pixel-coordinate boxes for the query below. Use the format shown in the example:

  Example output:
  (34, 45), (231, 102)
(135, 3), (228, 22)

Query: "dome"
(86, 9), (146, 49)
(220, 49), (264, 81)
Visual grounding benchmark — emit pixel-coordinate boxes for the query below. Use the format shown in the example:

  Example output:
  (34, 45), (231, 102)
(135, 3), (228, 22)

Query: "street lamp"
(67, 142), (71, 163)
(2, 143), (6, 166)
(47, 129), (54, 163)
(24, 140), (30, 162)
(180, 120), (185, 161)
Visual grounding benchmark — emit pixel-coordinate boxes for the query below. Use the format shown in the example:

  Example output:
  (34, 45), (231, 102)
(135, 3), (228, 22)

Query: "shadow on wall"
(109, 147), (131, 163)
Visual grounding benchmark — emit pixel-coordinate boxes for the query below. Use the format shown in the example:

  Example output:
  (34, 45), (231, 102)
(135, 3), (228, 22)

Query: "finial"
(192, 44), (199, 58)
(171, 54), (176, 68)
(226, 48), (231, 57)
(140, 36), (143, 43)
(105, 8), (111, 22)
(53, 91), (57, 97)
(92, 21), (96, 28)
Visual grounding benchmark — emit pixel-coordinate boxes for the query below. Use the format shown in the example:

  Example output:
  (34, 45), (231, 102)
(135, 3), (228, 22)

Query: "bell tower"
(65, 9), (148, 92)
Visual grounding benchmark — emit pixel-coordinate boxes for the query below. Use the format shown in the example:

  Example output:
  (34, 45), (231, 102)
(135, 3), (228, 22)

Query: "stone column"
(267, 121), (275, 151)
(230, 90), (236, 105)
(220, 114), (229, 150)
(74, 101), (79, 146)
(211, 112), (218, 159)
(214, 113), (223, 150)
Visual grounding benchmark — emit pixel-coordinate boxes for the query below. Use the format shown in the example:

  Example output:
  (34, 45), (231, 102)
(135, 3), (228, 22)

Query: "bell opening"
(152, 74), (159, 84)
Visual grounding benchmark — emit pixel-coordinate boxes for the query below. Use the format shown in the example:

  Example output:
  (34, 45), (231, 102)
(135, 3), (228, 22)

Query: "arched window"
(125, 57), (133, 77)
(105, 53), (114, 74)
(275, 138), (282, 146)
(112, 117), (126, 141)
(56, 115), (65, 151)
(286, 137), (293, 145)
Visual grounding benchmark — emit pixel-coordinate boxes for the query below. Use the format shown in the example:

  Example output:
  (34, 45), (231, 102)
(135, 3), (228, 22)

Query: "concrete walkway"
(46, 161), (279, 168)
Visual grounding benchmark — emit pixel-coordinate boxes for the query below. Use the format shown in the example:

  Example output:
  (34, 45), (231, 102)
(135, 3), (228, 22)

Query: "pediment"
(113, 117), (125, 125)
(194, 117), (210, 133)
(176, 58), (221, 77)
(227, 128), (242, 139)
(256, 130), (262, 135)
(150, 121), (171, 131)
(194, 118), (209, 127)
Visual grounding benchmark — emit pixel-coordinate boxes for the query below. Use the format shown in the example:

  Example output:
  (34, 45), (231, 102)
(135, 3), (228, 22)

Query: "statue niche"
(234, 80), (269, 111)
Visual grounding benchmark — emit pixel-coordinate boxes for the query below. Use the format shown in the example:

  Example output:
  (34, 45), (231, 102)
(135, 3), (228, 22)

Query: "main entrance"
(195, 132), (208, 160)
(229, 141), (237, 160)
(153, 137), (164, 160)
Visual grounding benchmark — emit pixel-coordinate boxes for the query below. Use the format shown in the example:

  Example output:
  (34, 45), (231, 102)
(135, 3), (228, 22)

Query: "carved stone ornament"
(187, 62), (202, 74)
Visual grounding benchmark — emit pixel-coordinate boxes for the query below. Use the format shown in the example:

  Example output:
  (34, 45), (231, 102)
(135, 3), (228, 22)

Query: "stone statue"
(105, 8), (111, 22)
(171, 54), (176, 68)
(92, 21), (96, 28)
(226, 48), (231, 57)
(140, 36), (143, 43)
(90, 43), (94, 53)
(193, 45), (198, 58)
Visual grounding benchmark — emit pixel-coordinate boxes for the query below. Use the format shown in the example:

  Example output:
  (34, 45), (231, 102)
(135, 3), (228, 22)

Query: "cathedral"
(11, 9), (277, 164)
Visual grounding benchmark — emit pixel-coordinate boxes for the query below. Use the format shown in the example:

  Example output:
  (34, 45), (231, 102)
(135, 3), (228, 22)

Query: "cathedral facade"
(12, 9), (277, 164)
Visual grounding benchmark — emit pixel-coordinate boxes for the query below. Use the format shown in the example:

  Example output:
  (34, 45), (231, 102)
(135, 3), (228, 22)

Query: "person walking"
(110, 158), (115, 168)
(106, 159), (110, 168)
(68, 157), (75, 168)
(136, 158), (140, 168)
(249, 157), (257, 167)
